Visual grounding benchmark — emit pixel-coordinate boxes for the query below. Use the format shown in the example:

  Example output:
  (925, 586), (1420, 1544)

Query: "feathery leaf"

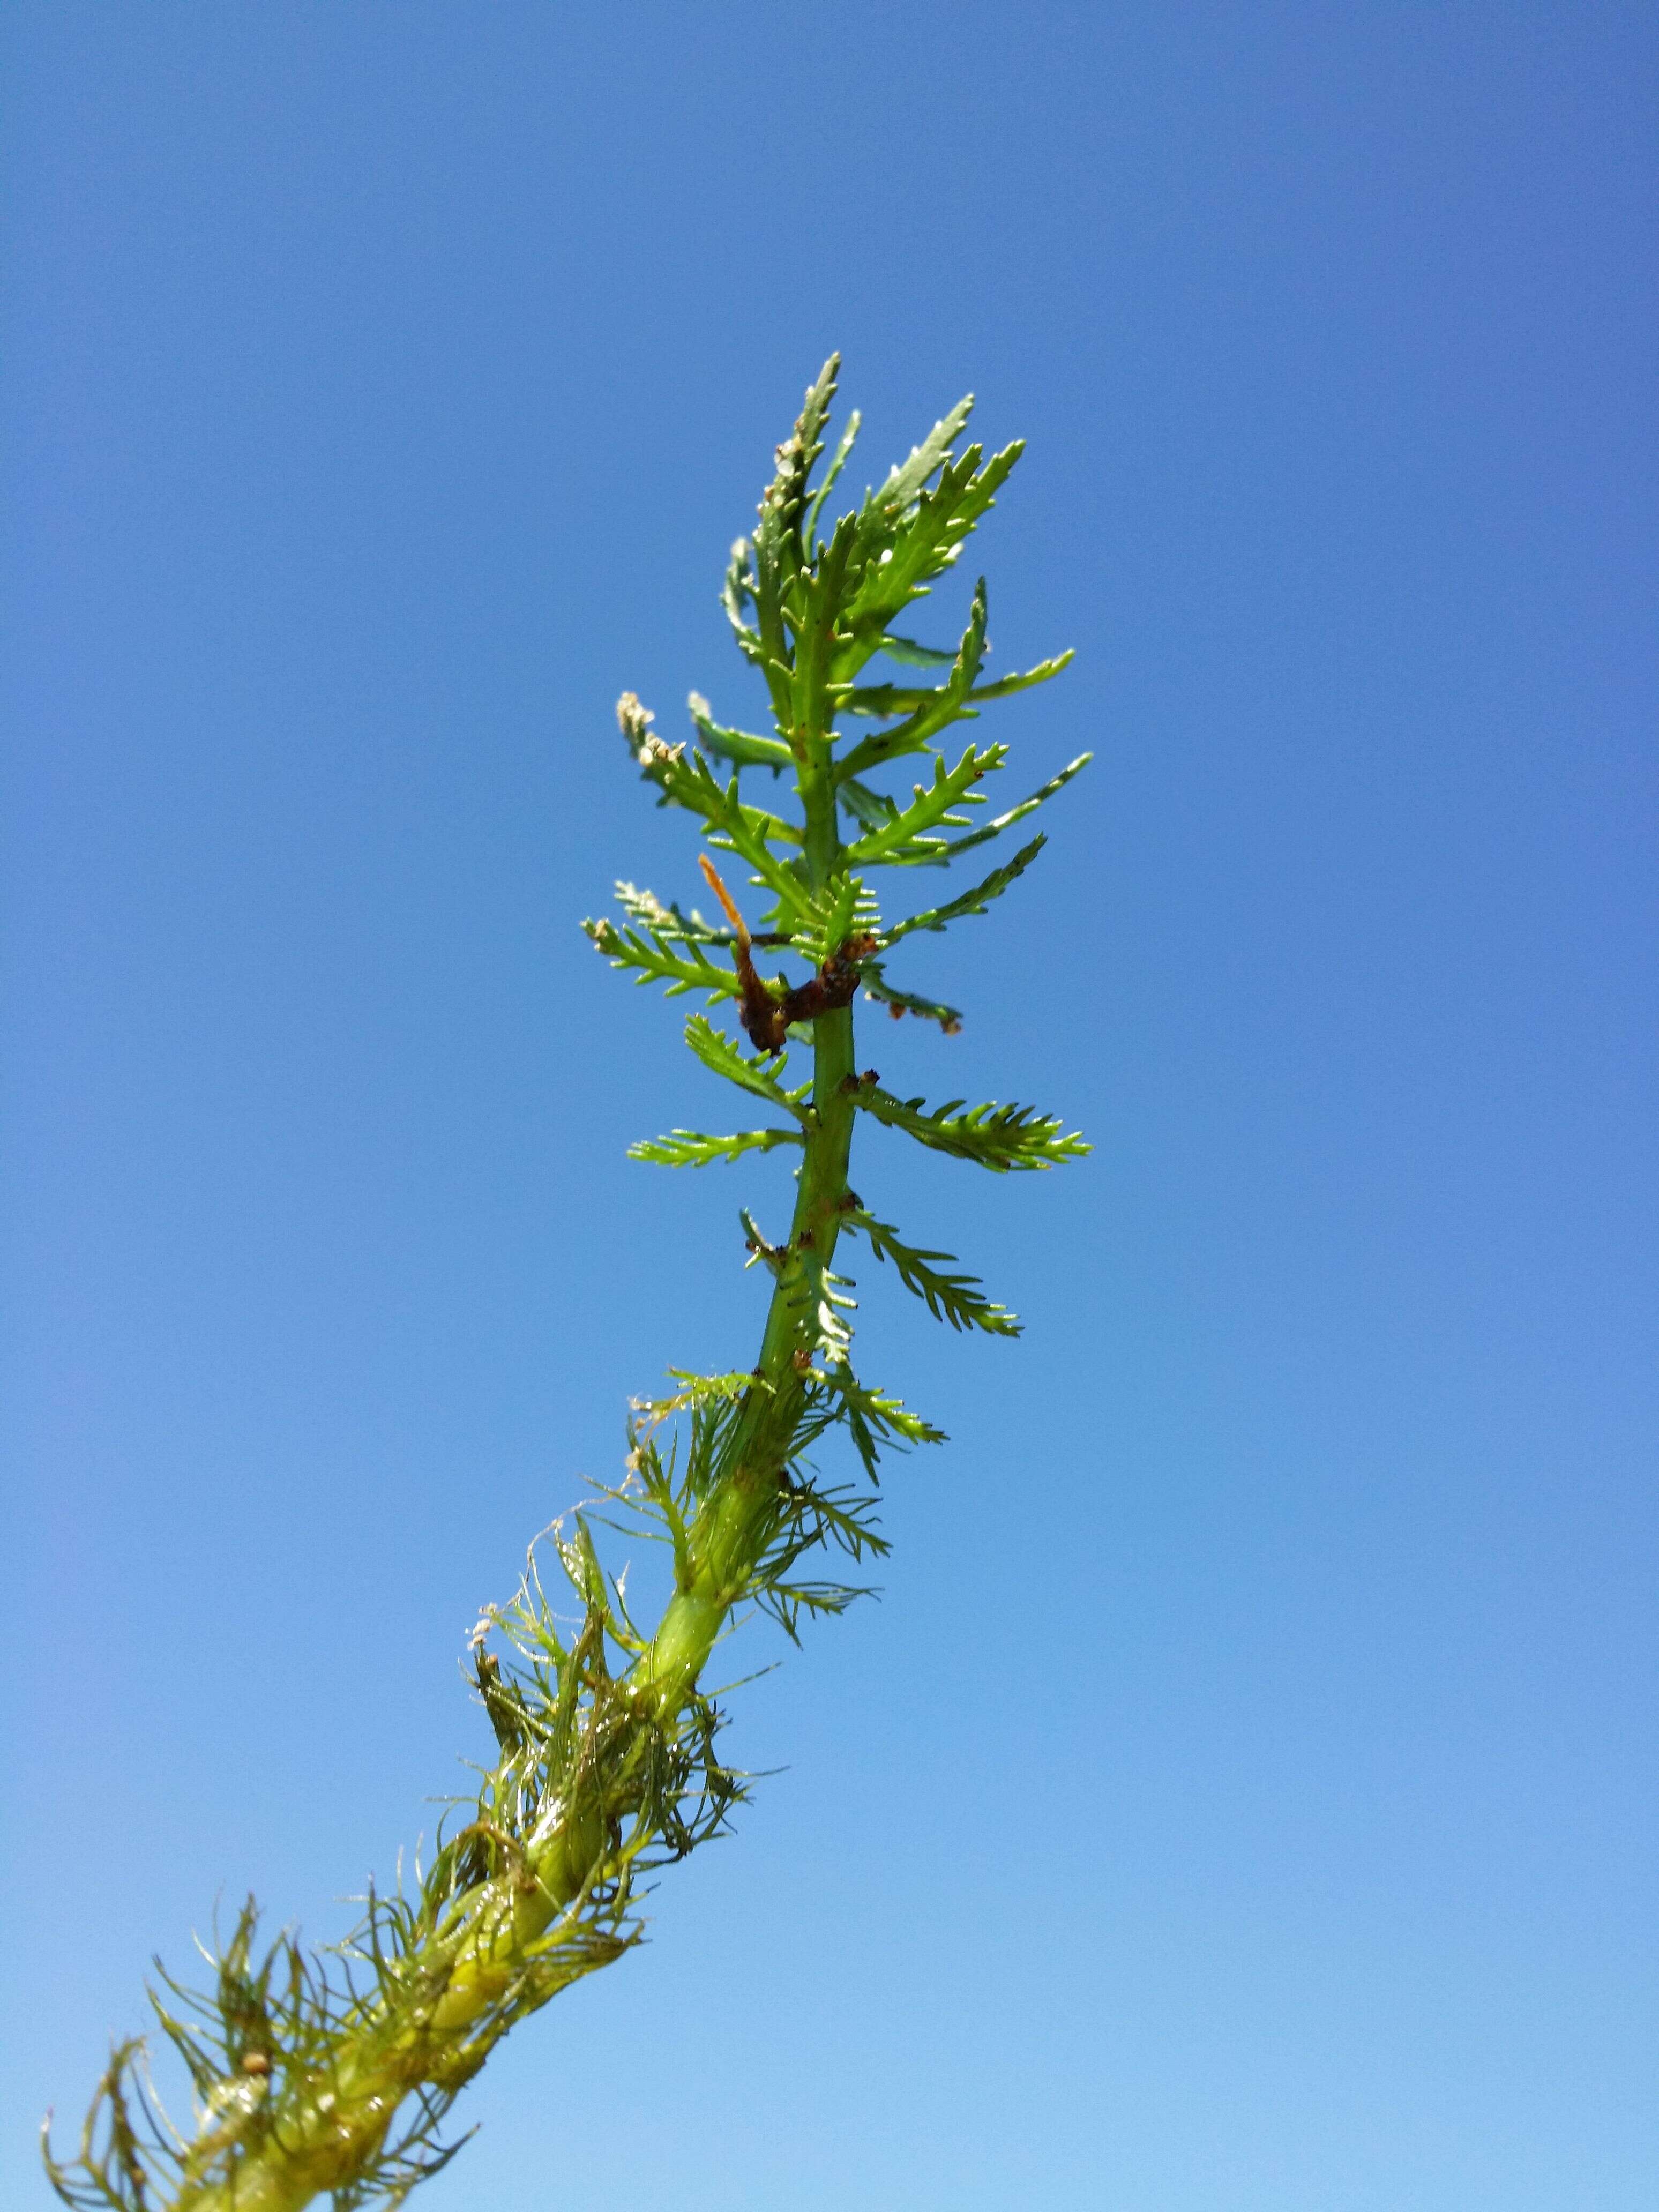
(842, 741), (1007, 868)
(853, 1083), (1090, 1171)
(627, 1127), (803, 1169)
(927, 750), (1093, 861)
(683, 1014), (812, 1119)
(879, 834), (1047, 947)
(584, 917), (740, 1002)
(846, 1212), (1021, 1335)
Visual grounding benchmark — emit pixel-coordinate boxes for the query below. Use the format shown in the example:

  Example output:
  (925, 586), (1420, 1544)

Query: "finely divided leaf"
(846, 1212), (1020, 1335)
(928, 751), (1092, 861)
(843, 742), (1006, 868)
(627, 1128), (803, 1169)
(853, 1085), (1089, 1171)
(584, 916), (739, 1002)
(789, 870), (880, 969)
(683, 1015), (812, 1118)
(809, 1370), (947, 1482)
(879, 834), (1047, 947)
(612, 881), (730, 943)
(865, 394), (974, 519)
(874, 631), (956, 669)
(834, 646), (1075, 783)
(845, 441), (1023, 632)
(836, 775), (903, 836)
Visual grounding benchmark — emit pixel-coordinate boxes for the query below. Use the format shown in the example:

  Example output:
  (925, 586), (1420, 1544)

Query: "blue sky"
(3, 6), (1655, 2207)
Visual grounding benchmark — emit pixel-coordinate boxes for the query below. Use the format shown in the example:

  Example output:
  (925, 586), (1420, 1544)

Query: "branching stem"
(48, 355), (1086, 2212)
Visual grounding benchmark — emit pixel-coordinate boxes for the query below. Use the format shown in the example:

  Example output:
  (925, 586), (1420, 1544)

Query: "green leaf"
(750, 358), (841, 720)
(659, 1369), (769, 1410)
(812, 1283), (857, 1366)
(845, 1212), (1020, 1335)
(878, 834), (1046, 947)
(864, 393), (974, 520)
(851, 1084), (1090, 1172)
(584, 916), (739, 1003)
(858, 965), (963, 1033)
(788, 869), (880, 969)
(842, 741), (1007, 868)
(776, 355), (841, 528)
(835, 645), (1075, 782)
(927, 751), (1093, 861)
(836, 775), (903, 836)
(911, 573), (988, 733)
(686, 693), (793, 776)
(846, 651), (1074, 723)
(657, 748), (804, 849)
(721, 536), (763, 666)
(627, 1127), (803, 1169)
(808, 1370), (947, 1482)
(804, 407), (862, 551)
(873, 631), (956, 669)
(747, 1471), (891, 1640)
(683, 1014), (812, 1118)
(844, 440), (1023, 634)
(957, 647), (1075, 703)
(619, 727), (815, 923)
(611, 880), (731, 944)
(829, 576), (990, 777)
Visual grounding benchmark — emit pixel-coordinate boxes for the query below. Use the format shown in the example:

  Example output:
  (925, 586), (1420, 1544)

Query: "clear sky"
(4, 7), (1655, 2208)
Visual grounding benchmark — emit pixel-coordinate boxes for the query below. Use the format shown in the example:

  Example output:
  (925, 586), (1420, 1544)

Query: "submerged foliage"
(47, 357), (1088, 2212)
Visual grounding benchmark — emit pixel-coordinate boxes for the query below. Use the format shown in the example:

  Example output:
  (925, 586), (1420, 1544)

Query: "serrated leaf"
(844, 440), (1023, 634)
(959, 647), (1075, 703)
(928, 751), (1092, 861)
(845, 1212), (1021, 1336)
(584, 917), (739, 1002)
(836, 775), (903, 835)
(875, 631), (956, 669)
(878, 834), (1046, 947)
(683, 1015), (812, 1118)
(865, 394), (974, 519)
(788, 869), (880, 969)
(842, 741), (1006, 868)
(651, 745), (804, 851)
(835, 645), (1075, 783)
(619, 708), (814, 922)
(750, 360), (842, 723)
(627, 1127), (803, 1169)
(831, 577), (990, 774)
(852, 1085), (1089, 1172)
(807, 1370), (947, 1482)
(721, 536), (763, 665)
(848, 650), (1074, 722)
(662, 1369), (769, 1407)
(612, 881), (732, 944)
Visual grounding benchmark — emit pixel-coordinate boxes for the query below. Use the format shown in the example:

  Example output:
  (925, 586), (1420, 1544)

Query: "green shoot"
(46, 356), (1088, 2212)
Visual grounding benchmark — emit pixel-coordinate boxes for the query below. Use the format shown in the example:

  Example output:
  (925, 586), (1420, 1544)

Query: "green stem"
(55, 361), (1087, 2212)
(638, 730), (852, 1704)
(172, 749), (855, 2212)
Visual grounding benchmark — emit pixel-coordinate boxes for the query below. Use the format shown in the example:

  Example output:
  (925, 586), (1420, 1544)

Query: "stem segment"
(171, 651), (855, 2212)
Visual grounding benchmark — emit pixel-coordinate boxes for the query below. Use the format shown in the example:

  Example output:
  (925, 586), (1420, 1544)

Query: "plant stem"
(171, 730), (855, 2212)
(50, 357), (1088, 2212)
